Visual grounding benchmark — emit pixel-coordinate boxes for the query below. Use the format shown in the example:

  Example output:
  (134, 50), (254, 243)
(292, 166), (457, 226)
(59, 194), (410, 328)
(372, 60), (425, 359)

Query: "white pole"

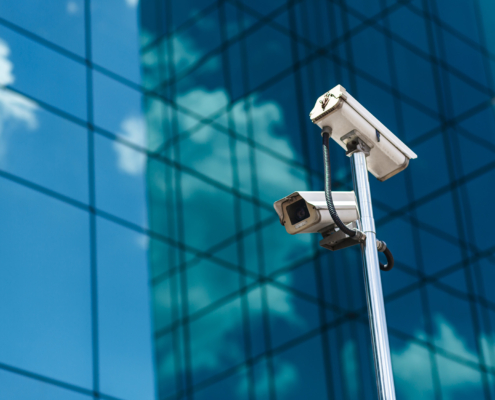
(350, 151), (397, 400)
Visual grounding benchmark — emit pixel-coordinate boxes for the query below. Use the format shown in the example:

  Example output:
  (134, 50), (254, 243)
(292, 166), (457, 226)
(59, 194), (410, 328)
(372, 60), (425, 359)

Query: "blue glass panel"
(392, 39), (439, 115)
(255, 148), (307, 204)
(344, 0), (382, 20)
(92, 0), (141, 82)
(388, 5), (429, 53)
(476, 259), (495, 304)
(261, 219), (313, 275)
(189, 298), (244, 383)
(245, 24), (292, 91)
(93, 71), (145, 145)
(178, 124), (233, 188)
(94, 134), (148, 227)
(0, 96), (88, 202)
(427, 286), (479, 364)
(273, 258), (317, 297)
(462, 168), (495, 254)
(0, 178), (92, 388)
(334, 323), (367, 400)
(326, 326), (349, 399)
(400, 101), (440, 142)
(390, 336), (436, 400)
(436, 354), (484, 400)
(171, 0), (217, 32)
(351, 27), (391, 86)
(478, 0), (495, 54)
(442, 29), (488, 88)
(155, 332), (179, 398)
(438, 267), (469, 295)
(433, 0), (480, 42)
(250, 74), (310, 166)
(458, 106), (495, 148)
(247, 286), (267, 357)
(251, 359), (270, 400)
(153, 275), (175, 332)
(0, 0), (85, 55)
(195, 368), (249, 400)
(272, 335), (327, 400)
(240, 0), (286, 16)
(447, 70), (491, 118)
(385, 289), (425, 338)
(0, 26), (87, 119)
(180, 174), (236, 251)
(186, 259), (245, 315)
(0, 370), (91, 400)
(410, 133), (450, 200)
(267, 283), (320, 348)
(97, 217), (155, 400)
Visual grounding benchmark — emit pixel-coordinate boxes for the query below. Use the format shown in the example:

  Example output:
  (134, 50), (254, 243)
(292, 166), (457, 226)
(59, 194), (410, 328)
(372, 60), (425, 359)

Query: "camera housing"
(273, 191), (359, 235)
(309, 84), (417, 181)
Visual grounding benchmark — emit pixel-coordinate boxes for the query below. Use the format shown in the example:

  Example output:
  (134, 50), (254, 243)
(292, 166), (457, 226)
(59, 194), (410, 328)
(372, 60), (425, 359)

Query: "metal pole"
(350, 151), (396, 400)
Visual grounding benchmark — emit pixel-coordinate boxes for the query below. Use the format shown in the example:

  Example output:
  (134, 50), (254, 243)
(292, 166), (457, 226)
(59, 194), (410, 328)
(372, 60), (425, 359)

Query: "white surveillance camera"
(273, 191), (359, 235)
(309, 84), (417, 181)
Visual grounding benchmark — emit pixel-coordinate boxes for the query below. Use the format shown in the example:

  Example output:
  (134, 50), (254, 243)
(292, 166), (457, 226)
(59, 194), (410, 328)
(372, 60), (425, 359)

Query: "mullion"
(217, 3), (256, 400)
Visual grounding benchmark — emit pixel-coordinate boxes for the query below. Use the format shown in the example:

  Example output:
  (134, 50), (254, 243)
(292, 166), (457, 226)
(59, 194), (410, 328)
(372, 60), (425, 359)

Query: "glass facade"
(1, 1), (495, 400)
(0, 1), (155, 399)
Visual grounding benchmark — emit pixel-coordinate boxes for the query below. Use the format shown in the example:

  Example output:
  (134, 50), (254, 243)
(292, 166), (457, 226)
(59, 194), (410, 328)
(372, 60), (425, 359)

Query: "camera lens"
(287, 199), (310, 225)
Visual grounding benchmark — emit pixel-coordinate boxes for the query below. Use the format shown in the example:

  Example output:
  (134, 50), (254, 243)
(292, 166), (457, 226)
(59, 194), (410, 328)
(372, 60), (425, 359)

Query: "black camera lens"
(287, 199), (310, 225)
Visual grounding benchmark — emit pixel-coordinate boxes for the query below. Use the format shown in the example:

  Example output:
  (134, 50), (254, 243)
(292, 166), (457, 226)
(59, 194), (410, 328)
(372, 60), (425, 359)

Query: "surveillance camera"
(309, 85), (417, 181)
(273, 191), (359, 235)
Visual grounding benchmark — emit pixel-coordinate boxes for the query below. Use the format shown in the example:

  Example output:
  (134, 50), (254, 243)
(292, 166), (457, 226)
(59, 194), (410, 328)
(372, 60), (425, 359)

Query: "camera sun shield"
(309, 85), (417, 181)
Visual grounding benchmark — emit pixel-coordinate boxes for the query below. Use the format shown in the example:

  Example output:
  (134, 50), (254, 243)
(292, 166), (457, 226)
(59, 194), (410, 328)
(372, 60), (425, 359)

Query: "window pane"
(189, 298), (244, 383)
(0, 0), (85, 55)
(97, 217), (155, 400)
(92, 0), (141, 82)
(0, 97), (88, 203)
(0, 178), (92, 388)
(93, 71), (144, 145)
(391, 337), (435, 400)
(95, 134), (148, 227)
(0, 370), (91, 400)
(0, 26), (87, 119)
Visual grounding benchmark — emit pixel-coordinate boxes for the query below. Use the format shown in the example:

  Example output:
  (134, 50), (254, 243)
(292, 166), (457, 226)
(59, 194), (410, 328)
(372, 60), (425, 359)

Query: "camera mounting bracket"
(319, 221), (366, 251)
(341, 131), (371, 157)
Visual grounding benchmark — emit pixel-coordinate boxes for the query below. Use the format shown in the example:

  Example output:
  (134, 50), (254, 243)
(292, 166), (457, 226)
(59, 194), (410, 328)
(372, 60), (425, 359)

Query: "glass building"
(0, 0), (494, 399)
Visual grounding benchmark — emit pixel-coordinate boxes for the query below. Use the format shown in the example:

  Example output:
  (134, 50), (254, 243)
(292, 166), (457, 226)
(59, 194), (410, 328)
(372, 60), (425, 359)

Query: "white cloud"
(0, 39), (38, 158)
(66, 1), (79, 15)
(125, 0), (139, 7)
(113, 115), (147, 175)
(393, 316), (493, 400)
(140, 32), (218, 89)
(0, 41), (14, 86)
(136, 233), (149, 250)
